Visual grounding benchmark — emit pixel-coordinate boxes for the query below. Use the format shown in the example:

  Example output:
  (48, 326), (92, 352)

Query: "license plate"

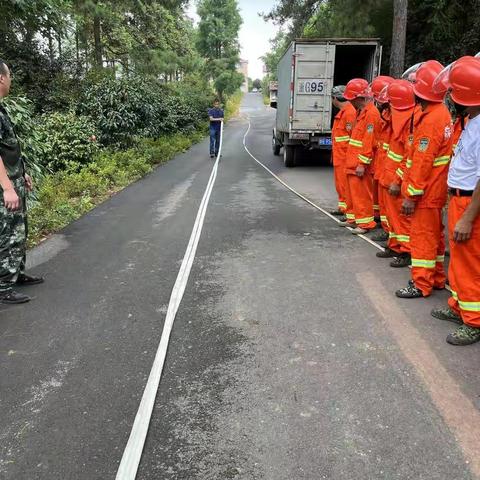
(319, 137), (332, 146)
(298, 80), (325, 95)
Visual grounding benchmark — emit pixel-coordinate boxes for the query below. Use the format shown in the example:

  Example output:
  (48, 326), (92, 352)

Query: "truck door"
(293, 43), (336, 133)
(371, 44), (383, 79)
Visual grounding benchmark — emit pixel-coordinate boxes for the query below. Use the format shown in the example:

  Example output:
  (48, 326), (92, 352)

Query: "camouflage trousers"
(0, 177), (27, 292)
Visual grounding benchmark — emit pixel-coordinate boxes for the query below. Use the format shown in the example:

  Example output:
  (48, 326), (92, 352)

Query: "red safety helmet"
(413, 60), (445, 102)
(344, 78), (371, 100)
(433, 56), (477, 95)
(402, 62), (423, 82)
(448, 57), (480, 106)
(387, 80), (415, 110)
(371, 76), (394, 102)
(376, 85), (390, 104)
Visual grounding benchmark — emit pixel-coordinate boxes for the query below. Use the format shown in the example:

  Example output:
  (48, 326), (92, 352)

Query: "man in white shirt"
(431, 57), (480, 345)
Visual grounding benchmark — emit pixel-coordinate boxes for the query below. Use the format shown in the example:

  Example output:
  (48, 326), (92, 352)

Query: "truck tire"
(284, 145), (295, 168)
(272, 134), (281, 156)
(294, 146), (303, 166)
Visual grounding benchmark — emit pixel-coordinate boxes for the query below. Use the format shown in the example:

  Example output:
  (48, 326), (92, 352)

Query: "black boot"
(0, 290), (31, 304)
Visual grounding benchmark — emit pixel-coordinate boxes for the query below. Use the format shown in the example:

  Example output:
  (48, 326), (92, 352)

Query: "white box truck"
(272, 38), (382, 167)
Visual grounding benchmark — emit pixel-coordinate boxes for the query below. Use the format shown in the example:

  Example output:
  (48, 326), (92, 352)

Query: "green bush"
(2, 96), (47, 185)
(35, 111), (100, 171)
(77, 75), (213, 146)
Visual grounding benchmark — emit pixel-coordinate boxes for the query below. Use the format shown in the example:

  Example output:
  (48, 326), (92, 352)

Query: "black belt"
(448, 188), (474, 197)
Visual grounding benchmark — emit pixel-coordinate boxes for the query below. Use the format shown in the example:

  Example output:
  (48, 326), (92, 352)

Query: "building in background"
(238, 59), (249, 93)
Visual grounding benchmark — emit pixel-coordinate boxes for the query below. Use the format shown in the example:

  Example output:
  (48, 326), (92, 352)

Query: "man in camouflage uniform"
(0, 59), (43, 304)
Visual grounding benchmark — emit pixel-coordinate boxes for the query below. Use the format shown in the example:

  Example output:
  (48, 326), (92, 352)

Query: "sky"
(186, 0), (280, 80)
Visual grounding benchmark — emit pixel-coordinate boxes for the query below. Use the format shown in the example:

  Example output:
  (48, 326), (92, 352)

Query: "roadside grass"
(225, 90), (243, 120)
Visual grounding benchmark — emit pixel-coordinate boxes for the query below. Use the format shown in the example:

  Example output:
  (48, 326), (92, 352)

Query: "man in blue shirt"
(208, 99), (224, 158)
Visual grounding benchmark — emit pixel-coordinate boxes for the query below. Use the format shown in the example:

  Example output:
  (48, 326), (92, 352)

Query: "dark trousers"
(209, 127), (221, 156)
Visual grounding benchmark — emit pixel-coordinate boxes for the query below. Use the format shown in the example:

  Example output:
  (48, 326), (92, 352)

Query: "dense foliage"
(196, 0), (245, 99)
(263, 0), (480, 74)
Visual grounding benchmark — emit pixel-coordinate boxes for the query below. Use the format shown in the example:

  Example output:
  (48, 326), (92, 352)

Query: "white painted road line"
(116, 123), (224, 480)
(242, 118), (385, 252)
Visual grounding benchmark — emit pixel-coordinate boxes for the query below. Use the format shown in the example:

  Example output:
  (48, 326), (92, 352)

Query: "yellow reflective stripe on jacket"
(433, 156), (450, 167)
(338, 201), (347, 208)
(411, 258), (436, 268)
(451, 290), (459, 300)
(406, 159), (412, 169)
(407, 184), (424, 196)
(387, 150), (403, 162)
(396, 168), (404, 179)
(346, 213), (355, 220)
(358, 154), (372, 164)
(335, 135), (350, 143)
(349, 139), (363, 148)
(383, 143), (389, 150)
(436, 255), (445, 263)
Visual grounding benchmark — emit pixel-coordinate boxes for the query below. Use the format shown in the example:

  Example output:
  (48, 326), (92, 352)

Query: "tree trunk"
(390, 0), (408, 77)
(93, 13), (103, 68)
(48, 29), (54, 62)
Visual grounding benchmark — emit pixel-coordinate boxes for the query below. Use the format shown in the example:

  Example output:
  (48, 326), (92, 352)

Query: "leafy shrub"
(2, 96), (47, 185)
(35, 112), (100, 171)
(78, 75), (213, 146)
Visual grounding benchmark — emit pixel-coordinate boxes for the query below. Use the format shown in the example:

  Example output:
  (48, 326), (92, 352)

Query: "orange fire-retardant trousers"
(346, 173), (376, 230)
(383, 189), (411, 254)
(373, 178), (380, 218)
(377, 183), (389, 232)
(344, 174), (356, 224)
(447, 196), (480, 328)
(334, 164), (348, 213)
(410, 207), (446, 296)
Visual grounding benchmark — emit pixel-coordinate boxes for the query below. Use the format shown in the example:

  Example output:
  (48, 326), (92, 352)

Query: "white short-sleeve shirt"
(448, 114), (480, 190)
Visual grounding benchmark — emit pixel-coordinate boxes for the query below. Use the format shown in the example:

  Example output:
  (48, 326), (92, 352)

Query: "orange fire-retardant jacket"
(373, 108), (392, 181)
(452, 115), (468, 152)
(345, 102), (381, 174)
(401, 102), (453, 208)
(331, 102), (357, 167)
(380, 107), (415, 188)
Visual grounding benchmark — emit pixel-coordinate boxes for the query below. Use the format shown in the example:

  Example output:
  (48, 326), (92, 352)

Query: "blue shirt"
(208, 107), (224, 130)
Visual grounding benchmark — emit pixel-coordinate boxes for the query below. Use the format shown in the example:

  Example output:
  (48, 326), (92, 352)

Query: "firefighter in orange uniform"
(430, 56), (480, 345)
(370, 76), (394, 240)
(340, 78), (381, 234)
(377, 80), (416, 267)
(395, 61), (453, 298)
(330, 85), (357, 217)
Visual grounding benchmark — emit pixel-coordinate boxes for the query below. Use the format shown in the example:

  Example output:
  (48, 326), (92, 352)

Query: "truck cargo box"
(273, 38), (382, 167)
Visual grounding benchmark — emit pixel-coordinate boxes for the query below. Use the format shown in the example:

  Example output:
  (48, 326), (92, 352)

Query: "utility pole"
(390, 0), (408, 78)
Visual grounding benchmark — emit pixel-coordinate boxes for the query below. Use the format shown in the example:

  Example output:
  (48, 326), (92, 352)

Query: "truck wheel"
(272, 134), (281, 156)
(284, 145), (295, 168)
(294, 146), (303, 166)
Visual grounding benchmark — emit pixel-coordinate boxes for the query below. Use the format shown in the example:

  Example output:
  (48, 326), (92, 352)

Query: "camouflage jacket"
(0, 103), (24, 180)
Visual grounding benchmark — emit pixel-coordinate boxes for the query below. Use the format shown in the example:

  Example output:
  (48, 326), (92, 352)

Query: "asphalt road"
(1, 93), (480, 480)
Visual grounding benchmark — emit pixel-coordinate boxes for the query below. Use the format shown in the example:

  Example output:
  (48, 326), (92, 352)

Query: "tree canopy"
(263, 0), (480, 73)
